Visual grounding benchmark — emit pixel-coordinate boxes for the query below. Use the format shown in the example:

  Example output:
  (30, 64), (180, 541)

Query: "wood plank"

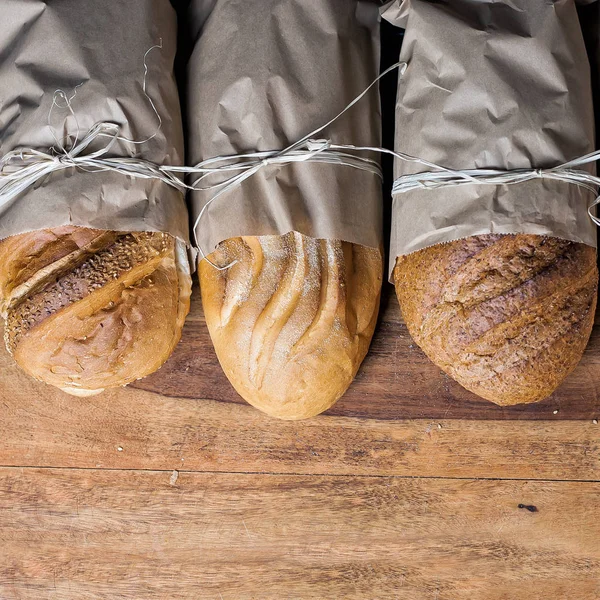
(0, 359), (598, 479)
(0, 468), (598, 599)
(126, 283), (600, 421)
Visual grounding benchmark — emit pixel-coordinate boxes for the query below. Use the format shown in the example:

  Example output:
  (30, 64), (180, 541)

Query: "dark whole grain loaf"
(394, 234), (598, 405)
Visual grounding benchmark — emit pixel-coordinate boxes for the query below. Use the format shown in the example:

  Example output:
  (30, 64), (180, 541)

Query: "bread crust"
(0, 228), (191, 394)
(200, 232), (383, 419)
(394, 234), (598, 405)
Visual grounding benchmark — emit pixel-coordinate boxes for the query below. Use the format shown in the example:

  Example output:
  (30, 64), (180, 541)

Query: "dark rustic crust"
(394, 234), (598, 406)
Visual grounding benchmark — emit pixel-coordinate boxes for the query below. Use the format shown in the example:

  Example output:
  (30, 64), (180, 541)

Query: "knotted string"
(0, 40), (185, 212)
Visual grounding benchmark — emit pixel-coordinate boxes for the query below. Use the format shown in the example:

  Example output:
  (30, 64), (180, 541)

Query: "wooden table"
(0, 281), (598, 599)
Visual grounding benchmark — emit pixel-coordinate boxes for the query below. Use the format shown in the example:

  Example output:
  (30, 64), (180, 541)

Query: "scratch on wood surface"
(243, 520), (251, 538)
(394, 336), (400, 381)
(496, 509), (510, 535)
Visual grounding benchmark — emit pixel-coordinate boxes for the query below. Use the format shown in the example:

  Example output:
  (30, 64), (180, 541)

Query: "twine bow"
(0, 122), (186, 210)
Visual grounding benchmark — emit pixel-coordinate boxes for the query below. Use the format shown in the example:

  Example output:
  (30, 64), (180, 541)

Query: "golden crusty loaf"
(200, 232), (382, 420)
(394, 234), (598, 406)
(0, 227), (191, 396)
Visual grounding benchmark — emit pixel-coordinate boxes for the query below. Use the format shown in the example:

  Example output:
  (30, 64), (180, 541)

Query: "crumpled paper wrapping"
(187, 0), (383, 256)
(0, 0), (188, 244)
(382, 0), (597, 276)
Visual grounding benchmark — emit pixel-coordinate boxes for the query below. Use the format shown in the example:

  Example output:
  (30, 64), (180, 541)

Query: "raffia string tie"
(389, 149), (600, 228)
(2, 53), (600, 272)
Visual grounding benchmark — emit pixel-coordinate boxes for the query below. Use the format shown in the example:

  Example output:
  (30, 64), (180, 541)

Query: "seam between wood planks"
(125, 387), (600, 421)
(0, 464), (599, 483)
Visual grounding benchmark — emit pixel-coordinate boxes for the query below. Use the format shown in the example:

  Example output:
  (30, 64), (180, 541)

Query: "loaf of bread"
(0, 227), (191, 396)
(394, 234), (598, 405)
(200, 232), (382, 419)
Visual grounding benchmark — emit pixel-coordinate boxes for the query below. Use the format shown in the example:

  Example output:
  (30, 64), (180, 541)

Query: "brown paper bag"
(0, 0), (188, 244)
(382, 0), (597, 275)
(187, 0), (383, 257)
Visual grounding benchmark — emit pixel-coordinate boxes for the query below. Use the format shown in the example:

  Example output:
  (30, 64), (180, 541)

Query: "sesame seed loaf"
(0, 227), (191, 395)
(200, 232), (383, 419)
(393, 234), (598, 405)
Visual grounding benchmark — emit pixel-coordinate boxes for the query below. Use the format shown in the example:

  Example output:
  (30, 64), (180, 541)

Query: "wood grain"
(126, 283), (600, 421)
(0, 467), (598, 600)
(0, 353), (598, 480)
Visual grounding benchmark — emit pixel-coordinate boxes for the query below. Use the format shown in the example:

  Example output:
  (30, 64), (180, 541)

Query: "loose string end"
(197, 246), (239, 271)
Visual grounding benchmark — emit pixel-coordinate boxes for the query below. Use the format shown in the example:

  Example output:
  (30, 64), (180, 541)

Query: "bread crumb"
(553, 410), (559, 415)
(117, 446), (123, 452)
(593, 419), (598, 425)
(169, 470), (179, 486)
